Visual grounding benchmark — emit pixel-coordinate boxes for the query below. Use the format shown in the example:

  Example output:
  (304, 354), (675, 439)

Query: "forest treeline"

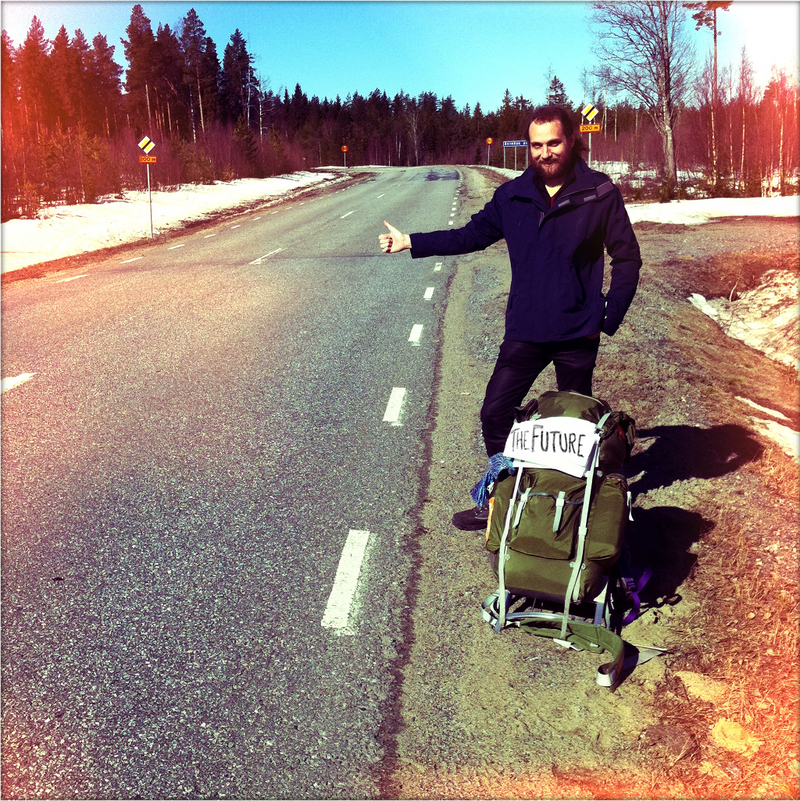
(1, 3), (798, 221)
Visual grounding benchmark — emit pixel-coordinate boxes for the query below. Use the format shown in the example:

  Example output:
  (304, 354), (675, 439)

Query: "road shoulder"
(385, 167), (798, 799)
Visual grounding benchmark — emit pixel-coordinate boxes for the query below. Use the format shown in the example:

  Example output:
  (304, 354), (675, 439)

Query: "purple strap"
(621, 568), (652, 625)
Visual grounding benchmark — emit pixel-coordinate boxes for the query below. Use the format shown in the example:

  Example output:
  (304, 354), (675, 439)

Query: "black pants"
(480, 337), (601, 457)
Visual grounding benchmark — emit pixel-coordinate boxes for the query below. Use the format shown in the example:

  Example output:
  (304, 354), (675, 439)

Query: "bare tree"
(685, 2), (733, 187)
(591, 1), (694, 196)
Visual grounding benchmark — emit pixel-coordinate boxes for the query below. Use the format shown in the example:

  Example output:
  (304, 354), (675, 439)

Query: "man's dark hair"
(526, 104), (587, 157)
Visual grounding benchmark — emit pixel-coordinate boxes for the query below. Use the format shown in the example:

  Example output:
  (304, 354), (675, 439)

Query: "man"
(379, 104), (641, 530)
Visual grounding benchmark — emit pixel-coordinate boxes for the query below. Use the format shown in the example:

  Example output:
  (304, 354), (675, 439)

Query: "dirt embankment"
(383, 168), (799, 799)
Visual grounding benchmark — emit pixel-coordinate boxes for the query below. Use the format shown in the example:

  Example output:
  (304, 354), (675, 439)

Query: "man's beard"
(533, 153), (572, 182)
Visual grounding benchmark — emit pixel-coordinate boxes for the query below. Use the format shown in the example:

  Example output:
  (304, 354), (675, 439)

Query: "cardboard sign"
(503, 417), (598, 477)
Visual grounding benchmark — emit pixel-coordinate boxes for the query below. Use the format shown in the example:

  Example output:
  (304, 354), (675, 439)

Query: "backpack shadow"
(622, 505), (713, 608)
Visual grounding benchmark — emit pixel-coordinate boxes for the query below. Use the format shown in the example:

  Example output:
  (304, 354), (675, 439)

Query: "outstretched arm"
(379, 220), (412, 254)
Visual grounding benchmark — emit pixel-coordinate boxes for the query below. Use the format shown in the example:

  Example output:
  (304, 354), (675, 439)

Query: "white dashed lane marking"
(249, 248), (284, 265)
(423, 287), (434, 300)
(382, 387), (407, 426)
(408, 324), (423, 346)
(321, 529), (371, 634)
(1, 373), (36, 393)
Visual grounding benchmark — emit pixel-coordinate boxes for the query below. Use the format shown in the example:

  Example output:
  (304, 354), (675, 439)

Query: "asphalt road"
(1, 167), (462, 799)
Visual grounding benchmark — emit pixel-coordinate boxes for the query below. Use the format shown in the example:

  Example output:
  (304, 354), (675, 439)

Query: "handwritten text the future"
(508, 424), (588, 458)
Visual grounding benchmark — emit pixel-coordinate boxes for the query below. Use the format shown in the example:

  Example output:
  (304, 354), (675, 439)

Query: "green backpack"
(482, 391), (641, 687)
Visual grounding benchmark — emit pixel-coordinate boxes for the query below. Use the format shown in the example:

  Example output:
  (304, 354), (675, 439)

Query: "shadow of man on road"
(626, 423), (763, 498)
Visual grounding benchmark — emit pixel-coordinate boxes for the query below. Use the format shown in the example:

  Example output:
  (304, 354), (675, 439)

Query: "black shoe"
(452, 502), (490, 531)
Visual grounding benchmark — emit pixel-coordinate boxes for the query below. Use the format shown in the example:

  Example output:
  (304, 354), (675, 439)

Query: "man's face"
(528, 120), (573, 183)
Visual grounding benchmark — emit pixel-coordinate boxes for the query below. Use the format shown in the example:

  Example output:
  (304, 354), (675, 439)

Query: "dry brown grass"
(624, 243), (800, 797)
(646, 510), (800, 798)
(689, 249), (799, 301)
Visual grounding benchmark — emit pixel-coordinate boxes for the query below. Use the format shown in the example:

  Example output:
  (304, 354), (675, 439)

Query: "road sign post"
(342, 145), (348, 171)
(503, 140), (528, 171)
(486, 138), (493, 166)
(138, 136), (156, 237)
(580, 104), (600, 167)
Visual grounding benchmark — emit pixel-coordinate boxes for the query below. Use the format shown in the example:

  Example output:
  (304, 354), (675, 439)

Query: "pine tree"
(1, 30), (18, 133)
(153, 23), (188, 138)
(88, 33), (123, 137)
(70, 30), (93, 130)
(179, 8), (209, 138)
(121, 4), (157, 131)
(547, 75), (571, 108)
(19, 16), (55, 134)
(232, 114), (259, 176)
(222, 30), (256, 125)
(199, 36), (222, 127)
(49, 26), (74, 127)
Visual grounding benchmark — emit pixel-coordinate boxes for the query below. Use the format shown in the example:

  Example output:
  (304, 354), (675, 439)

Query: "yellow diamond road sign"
(138, 136), (155, 154)
(581, 104), (599, 121)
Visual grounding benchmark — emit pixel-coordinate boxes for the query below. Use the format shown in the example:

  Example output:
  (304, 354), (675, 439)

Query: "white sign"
(503, 417), (598, 477)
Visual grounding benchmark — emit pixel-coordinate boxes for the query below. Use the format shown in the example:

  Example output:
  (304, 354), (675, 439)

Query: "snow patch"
(736, 396), (793, 423)
(689, 270), (799, 373)
(748, 417), (800, 462)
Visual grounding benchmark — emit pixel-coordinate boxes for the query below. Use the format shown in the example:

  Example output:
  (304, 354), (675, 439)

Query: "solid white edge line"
(1, 373), (36, 393)
(424, 287), (435, 300)
(321, 529), (371, 634)
(409, 324), (423, 345)
(382, 387), (406, 425)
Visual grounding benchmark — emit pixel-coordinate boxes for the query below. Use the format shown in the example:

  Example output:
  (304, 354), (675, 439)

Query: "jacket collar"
(510, 158), (601, 208)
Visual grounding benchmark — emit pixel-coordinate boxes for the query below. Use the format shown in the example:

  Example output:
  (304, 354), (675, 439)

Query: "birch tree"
(591, 1), (693, 197)
(685, 1), (733, 187)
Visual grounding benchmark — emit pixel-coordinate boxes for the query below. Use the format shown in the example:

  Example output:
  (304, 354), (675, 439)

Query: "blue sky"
(2, 1), (798, 113)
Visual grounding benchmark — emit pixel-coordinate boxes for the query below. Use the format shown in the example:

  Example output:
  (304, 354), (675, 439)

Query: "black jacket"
(410, 160), (641, 341)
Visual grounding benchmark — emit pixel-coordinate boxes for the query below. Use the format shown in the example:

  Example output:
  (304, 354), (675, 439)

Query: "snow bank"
(689, 271), (799, 373)
(626, 194), (800, 225)
(1, 171), (337, 274)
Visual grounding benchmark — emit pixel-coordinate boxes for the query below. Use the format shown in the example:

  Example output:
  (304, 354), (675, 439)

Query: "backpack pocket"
(505, 470), (586, 560)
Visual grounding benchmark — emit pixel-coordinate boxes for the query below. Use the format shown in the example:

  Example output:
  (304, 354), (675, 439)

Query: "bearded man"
(379, 104), (641, 530)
